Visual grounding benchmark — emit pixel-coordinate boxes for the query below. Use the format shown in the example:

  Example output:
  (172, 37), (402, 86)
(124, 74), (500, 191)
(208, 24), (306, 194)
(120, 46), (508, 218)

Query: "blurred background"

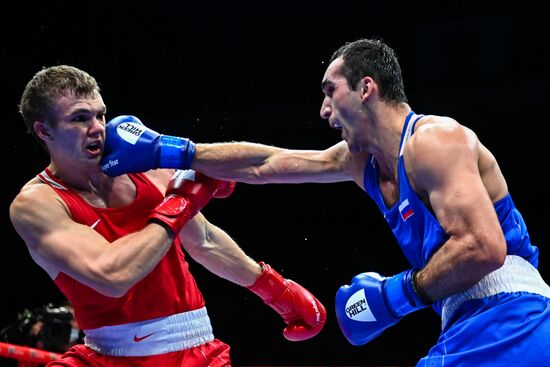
(1, 1), (549, 366)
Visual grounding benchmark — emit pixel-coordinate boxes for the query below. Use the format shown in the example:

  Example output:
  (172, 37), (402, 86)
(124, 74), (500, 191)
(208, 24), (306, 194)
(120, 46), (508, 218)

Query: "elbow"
(485, 244), (507, 273)
(86, 278), (130, 298)
(452, 230), (506, 284)
(92, 263), (134, 298)
(101, 280), (132, 298)
(474, 233), (507, 274)
(104, 266), (139, 298)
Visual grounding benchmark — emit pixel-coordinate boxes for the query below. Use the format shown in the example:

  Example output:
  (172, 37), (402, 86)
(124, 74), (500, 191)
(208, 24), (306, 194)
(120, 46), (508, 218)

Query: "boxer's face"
(320, 57), (367, 153)
(46, 91), (107, 164)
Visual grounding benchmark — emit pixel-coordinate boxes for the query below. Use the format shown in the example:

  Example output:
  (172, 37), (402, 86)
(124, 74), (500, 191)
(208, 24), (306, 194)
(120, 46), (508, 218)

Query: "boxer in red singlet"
(10, 65), (326, 367)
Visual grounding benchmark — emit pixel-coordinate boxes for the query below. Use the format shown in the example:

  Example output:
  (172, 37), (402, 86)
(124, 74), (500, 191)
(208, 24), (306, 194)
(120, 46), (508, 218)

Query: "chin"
(347, 141), (360, 153)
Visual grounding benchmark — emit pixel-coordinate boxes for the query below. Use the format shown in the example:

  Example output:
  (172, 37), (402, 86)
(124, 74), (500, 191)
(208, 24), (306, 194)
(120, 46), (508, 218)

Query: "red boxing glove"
(166, 169), (236, 204)
(149, 169), (236, 235)
(247, 262), (327, 341)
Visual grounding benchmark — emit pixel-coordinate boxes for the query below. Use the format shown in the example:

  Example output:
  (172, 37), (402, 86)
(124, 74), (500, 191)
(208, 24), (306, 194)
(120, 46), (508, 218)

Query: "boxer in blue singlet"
(363, 111), (550, 365)
(100, 38), (550, 366)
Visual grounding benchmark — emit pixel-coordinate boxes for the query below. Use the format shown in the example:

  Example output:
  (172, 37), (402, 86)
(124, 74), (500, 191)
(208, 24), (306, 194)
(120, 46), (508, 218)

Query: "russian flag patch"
(399, 198), (415, 221)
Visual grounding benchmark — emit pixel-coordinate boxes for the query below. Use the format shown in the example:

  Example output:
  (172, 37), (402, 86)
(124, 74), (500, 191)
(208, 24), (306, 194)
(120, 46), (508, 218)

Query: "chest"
(76, 177), (138, 209)
(378, 179), (399, 208)
(377, 173), (430, 210)
(57, 176), (162, 240)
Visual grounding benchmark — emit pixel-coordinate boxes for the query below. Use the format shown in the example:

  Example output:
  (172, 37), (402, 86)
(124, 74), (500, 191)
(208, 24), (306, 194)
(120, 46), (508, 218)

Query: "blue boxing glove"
(335, 269), (429, 346)
(100, 115), (196, 177)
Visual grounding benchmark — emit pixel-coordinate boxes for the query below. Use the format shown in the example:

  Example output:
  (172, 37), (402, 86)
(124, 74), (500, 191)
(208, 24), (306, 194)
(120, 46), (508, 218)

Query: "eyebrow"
(71, 106), (107, 115)
(66, 107), (106, 120)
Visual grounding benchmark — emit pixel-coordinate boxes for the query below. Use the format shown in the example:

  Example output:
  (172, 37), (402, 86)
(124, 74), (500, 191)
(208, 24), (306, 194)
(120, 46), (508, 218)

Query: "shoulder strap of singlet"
(37, 168), (69, 190)
(37, 168), (155, 190)
(398, 112), (424, 157)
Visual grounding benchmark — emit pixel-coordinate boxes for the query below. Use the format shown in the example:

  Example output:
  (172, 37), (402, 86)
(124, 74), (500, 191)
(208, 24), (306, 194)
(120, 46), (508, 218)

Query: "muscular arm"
(180, 211), (327, 342)
(407, 118), (507, 301)
(9, 184), (173, 298)
(192, 140), (359, 184)
(177, 211), (261, 286)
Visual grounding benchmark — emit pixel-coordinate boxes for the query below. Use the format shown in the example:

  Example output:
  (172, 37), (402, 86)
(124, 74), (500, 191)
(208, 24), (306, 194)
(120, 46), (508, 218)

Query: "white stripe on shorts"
(441, 255), (550, 329)
(83, 307), (214, 357)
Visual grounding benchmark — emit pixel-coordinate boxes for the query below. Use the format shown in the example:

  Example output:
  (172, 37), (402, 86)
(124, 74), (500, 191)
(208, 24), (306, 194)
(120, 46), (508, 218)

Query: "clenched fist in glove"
(247, 262), (326, 341)
(100, 115), (196, 177)
(149, 169), (236, 236)
(335, 269), (430, 346)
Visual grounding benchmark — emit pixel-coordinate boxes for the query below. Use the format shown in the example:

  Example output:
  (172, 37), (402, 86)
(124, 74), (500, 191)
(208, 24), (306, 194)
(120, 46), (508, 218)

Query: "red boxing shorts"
(46, 339), (231, 367)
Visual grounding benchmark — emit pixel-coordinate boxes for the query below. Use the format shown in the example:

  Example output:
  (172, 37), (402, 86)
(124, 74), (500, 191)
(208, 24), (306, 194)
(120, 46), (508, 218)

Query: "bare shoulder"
(409, 115), (479, 158)
(9, 178), (71, 248)
(405, 115), (481, 193)
(10, 177), (63, 217)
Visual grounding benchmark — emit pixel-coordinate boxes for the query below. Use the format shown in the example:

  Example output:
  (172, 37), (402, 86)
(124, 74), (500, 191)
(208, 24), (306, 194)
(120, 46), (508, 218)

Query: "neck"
(48, 160), (110, 193)
(369, 103), (411, 181)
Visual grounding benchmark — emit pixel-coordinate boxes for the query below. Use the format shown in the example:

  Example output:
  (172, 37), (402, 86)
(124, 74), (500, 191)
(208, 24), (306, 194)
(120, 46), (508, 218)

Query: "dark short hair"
(330, 38), (407, 105)
(19, 65), (100, 146)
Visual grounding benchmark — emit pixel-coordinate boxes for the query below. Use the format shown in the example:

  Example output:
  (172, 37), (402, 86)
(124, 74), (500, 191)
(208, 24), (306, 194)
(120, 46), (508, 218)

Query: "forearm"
(192, 142), (282, 183)
(193, 142), (347, 184)
(415, 237), (503, 302)
(179, 215), (326, 342)
(180, 219), (261, 286)
(96, 224), (173, 296)
(334, 234), (502, 346)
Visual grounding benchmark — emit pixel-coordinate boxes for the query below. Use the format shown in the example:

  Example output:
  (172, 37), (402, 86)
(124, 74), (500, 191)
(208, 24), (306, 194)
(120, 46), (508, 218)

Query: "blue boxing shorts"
(418, 257), (550, 366)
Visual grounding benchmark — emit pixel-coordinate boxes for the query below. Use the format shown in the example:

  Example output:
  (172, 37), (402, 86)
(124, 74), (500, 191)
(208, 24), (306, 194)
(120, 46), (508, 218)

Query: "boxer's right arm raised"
(9, 171), (231, 298)
(10, 183), (175, 297)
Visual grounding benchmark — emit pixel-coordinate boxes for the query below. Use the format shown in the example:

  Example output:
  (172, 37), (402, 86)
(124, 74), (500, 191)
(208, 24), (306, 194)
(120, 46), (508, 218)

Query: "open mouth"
(85, 142), (101, 155)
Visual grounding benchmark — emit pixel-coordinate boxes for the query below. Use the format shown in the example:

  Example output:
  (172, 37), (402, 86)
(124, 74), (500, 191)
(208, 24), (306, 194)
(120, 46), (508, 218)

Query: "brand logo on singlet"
(345, 289), (377, 322)
(133, 332), (156, 342)
(90, 219), (101, 229)
(117, 122), (145, 145)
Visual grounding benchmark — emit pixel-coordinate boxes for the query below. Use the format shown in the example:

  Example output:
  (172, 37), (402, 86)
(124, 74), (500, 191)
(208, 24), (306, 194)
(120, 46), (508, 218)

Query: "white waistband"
(83, 307), (214, 357)
(441, 255), (550, 329)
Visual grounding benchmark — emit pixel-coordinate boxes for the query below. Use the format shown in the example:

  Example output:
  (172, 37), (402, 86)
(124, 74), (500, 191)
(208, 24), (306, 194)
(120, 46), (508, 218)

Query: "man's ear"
(360, 77), (375, 102)
(34, 121), (51, 140)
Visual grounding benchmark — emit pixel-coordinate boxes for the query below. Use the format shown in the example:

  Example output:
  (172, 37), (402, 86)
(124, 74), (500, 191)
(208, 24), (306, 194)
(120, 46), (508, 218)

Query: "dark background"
(1, 1), (549, 366)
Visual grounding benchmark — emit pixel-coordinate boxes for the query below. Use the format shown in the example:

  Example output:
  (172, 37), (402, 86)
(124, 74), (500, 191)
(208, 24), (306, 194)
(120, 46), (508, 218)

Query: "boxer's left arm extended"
(335, 269), (430, 346)
(180, 218), (326, 341)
